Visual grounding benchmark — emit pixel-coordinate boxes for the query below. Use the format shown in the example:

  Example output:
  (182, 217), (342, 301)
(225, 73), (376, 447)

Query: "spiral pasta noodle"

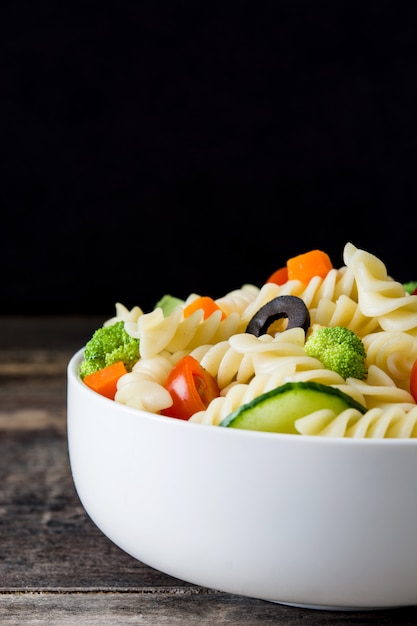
(295, 405), (417, 438)
(310, 294), (381, 336)
(188, 341), (256, 390)
(345, 365), (415, 410)
(187, 328), (314, 392)
(362, 331), (417, 390)
(215, 283), (260, 317)
(126, 307), (243, 359)
(104, 302), (144, 326)
(115, 352), (174, 413)
(190, 374), (294, 426)
(343, 242), (417, 335)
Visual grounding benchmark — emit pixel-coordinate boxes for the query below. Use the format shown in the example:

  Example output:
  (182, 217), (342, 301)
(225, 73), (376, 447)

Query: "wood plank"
(0, 316), (99, 430)
(0, 593), (416, 626)
(0, 315), (105, 351)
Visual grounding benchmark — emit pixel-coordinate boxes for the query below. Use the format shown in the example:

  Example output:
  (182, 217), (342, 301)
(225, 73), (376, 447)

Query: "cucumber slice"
(218, 381), (367, 434)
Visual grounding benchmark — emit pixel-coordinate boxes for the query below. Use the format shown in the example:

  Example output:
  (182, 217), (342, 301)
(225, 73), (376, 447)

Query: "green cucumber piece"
(218, 381), (367, 434)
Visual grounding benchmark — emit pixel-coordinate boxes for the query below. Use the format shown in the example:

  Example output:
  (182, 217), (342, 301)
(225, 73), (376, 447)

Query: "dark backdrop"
(2, 2), (417, 317)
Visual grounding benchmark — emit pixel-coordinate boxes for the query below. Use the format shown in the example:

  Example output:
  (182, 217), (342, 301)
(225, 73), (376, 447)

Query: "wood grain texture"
(1, 317), (417, 623)
(1, 593), (416, 626)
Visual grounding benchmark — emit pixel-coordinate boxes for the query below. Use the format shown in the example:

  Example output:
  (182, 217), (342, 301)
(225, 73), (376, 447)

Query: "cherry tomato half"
(266, 266), (288, 286)
(161, 355), (220, 420)
(410, 358), (417, 403)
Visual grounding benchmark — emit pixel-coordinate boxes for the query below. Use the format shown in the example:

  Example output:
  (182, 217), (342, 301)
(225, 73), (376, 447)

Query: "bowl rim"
(67, 347), (417, 447)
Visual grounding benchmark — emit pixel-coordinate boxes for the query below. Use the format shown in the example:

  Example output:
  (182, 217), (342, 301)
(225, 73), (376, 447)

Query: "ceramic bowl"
(67, 348), (417, 611)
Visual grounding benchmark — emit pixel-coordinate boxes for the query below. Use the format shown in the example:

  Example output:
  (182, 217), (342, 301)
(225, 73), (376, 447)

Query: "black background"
(2, 1), (417, 317)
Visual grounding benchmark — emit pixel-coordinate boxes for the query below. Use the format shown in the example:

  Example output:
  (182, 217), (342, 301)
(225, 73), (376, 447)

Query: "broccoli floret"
(79, 321), (139, 379)
(403, 281), (417, 295)
(304, 325), (367, 380)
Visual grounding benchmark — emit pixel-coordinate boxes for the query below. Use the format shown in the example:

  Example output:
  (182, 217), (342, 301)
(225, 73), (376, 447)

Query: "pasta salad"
(81, 242), (417, 438)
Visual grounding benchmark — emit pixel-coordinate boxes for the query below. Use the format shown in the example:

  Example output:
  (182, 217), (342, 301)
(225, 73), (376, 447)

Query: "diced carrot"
(266, 266), (288, 286)
(287, 249), (333, 284)
(183, 296), (226, 320)
(83, 361), (128, 400)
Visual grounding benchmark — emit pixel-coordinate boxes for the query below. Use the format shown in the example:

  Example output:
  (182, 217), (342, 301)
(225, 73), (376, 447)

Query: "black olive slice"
(245, 295), (310, 337)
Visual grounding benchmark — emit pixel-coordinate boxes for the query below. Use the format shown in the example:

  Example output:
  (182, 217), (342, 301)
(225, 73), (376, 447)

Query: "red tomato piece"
(161, 355), (220, 420)
(266, 266), (288, 286)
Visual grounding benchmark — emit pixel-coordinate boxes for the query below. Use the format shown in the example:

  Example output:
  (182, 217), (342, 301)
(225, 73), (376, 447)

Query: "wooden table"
(1, 316), (416, 625)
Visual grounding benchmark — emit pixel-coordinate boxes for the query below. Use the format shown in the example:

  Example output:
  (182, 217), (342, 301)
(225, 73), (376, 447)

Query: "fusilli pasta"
(109, 242), (417, 437)
(295, 405), (417, 438)
(344, 242), (417, 335)
(115, 352), (174, 412)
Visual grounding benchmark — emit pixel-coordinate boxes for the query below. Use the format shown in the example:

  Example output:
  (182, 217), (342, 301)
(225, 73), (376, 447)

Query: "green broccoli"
(79, 321), (139, 379)
(403, 281), (417, 295)
(154, 294), (184, 316)
(304, 325), (367, 380)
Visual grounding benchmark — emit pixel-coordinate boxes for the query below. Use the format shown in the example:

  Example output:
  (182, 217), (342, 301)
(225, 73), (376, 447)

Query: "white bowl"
(67, 348), (417, 611)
